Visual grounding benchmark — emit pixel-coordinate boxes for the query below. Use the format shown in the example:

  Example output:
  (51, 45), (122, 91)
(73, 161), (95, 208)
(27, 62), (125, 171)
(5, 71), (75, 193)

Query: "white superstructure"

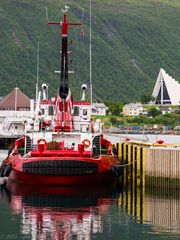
(0, 110), (31, 137)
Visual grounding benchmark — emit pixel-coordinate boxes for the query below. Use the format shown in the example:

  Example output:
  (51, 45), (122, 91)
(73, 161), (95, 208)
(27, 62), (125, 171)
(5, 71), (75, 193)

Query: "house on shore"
(123, 102), (147, 116)
(91, 103), (108, 116)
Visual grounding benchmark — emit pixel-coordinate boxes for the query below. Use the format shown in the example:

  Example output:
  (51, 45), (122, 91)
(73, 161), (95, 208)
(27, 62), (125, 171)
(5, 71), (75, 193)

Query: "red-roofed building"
(0, 87), (30, 111)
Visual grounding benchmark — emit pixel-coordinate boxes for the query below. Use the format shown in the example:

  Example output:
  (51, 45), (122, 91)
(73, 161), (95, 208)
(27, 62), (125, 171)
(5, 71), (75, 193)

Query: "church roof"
(152, 68), (180, 105)
(0, 88), (30, 109)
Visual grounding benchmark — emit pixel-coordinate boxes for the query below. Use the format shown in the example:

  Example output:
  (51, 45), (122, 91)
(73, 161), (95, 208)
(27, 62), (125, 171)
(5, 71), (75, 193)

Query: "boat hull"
(8, 169), (115, 186)
(8, 155), (118, 186)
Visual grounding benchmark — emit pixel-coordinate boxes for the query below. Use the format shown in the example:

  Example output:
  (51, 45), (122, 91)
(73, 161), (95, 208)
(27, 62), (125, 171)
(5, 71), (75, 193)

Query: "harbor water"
(0, 135), (180, 240)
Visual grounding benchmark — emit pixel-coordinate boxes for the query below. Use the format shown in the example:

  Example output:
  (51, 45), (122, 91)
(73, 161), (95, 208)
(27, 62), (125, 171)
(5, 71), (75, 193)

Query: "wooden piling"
(134, 146), (137, 216)
(117, 141), (180, 190)
(117, 141), (180, 226)
(146, 147), (180, 189)
(125, 144), (129, 186)
(121, 143), (124, 187)
(130, 145), (133, 214)
(140, 146), (143, 222)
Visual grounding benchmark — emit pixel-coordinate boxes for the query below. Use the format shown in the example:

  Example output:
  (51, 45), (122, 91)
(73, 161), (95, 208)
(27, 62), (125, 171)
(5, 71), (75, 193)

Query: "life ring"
(82, 139), (91, 148)
(37, 138), (47, 145)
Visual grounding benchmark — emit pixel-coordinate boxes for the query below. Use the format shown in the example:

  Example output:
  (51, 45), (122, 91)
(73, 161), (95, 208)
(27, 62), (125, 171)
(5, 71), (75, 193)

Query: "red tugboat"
(5, 7), (119, 186)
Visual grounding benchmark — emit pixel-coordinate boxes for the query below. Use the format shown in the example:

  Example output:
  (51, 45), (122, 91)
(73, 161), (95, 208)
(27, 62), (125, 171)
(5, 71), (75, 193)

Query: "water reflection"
(0, 182), (180, 239)
(118, 186), (180, 236)
(2, 182), (115, 240)
(145, 188), (180, 235)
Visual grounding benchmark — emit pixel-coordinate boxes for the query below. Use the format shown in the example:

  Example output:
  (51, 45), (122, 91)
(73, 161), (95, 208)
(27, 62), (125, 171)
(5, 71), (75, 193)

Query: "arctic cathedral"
(152, 68), (180, 105)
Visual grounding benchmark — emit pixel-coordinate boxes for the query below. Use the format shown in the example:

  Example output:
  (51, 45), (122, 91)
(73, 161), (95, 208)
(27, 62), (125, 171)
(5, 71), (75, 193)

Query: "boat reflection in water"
(5, 181), (115, 240)
(1, 181), (180, 239)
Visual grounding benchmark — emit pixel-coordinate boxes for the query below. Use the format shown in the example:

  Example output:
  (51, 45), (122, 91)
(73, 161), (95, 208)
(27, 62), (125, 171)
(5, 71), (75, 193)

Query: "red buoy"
(156, 139), (164, 144)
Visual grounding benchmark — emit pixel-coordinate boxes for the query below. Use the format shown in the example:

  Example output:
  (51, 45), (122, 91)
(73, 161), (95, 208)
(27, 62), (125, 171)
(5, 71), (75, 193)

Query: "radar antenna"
(62, 5), (69, 13)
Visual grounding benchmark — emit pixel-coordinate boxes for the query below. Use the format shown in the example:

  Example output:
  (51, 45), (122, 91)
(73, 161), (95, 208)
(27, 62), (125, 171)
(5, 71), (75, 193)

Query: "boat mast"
(48, 6), (82, 99)
(48, 6), (82, 132)
(90, 0), (93, 108)
(36, 41), (40, 102)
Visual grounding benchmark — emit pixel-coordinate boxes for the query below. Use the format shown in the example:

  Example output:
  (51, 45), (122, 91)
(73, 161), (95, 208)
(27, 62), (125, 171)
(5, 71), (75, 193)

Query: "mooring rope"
(113, 145), (145, 167)
(113, 158), (139, 167)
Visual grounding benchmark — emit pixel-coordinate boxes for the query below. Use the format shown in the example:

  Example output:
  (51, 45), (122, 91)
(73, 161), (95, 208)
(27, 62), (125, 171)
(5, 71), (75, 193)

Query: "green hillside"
(1, 0), (180, 102)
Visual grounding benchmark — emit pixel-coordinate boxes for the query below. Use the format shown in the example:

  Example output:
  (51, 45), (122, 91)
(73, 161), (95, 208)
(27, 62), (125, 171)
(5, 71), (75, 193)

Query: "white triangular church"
(152, 68), (180, 105)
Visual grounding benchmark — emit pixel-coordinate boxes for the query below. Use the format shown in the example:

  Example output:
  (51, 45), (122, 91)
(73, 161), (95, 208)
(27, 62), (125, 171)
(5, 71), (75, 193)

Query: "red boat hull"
(8, 155), (117, 186)
(8, 168), (115, 186)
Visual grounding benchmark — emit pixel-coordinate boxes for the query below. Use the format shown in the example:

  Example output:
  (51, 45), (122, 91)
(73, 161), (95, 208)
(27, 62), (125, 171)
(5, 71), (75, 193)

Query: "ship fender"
(0, 164), (12, 177)
(0, 156), (12, 177)
(3, 164), (12, 177)
(110, 165), (121, 177)
(0, 177), (8, 186)
(0, 164), (6, 177)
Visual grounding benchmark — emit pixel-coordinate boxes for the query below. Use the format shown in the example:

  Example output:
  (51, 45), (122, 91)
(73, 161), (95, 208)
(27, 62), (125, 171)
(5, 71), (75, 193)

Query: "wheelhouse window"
(48, 106), (54, 116)
(74, 106), (79, 116)
(83, 109), (87, 115)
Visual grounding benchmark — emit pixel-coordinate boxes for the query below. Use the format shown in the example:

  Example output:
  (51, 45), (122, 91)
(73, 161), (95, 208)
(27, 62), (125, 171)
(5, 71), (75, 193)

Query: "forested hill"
(1, 0), (180, 102)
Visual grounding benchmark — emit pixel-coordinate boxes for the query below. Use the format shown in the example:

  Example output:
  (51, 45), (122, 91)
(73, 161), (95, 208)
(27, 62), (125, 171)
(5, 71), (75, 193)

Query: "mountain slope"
(1, 0), (180, 102)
